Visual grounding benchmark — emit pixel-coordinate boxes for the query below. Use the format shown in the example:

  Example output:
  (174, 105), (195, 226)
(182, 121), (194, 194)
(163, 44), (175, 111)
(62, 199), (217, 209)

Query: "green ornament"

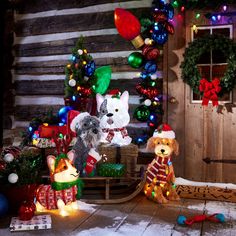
(128, 52), (144, 68)
(92, 66), (112, 94)
(134, 105), (150, 122)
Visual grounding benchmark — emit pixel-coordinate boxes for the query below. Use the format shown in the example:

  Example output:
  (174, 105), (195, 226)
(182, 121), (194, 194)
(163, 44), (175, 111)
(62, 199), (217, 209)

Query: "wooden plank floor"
(1, 194), (236, 236)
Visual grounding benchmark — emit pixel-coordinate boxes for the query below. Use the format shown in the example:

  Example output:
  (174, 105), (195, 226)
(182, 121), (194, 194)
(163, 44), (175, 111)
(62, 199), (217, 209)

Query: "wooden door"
(164, 10), (236, 183)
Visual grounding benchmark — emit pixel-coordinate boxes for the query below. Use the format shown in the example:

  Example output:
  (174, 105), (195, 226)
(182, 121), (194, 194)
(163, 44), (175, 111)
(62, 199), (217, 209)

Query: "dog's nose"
(106, 113), (113, 117)
(93, 128), (98, 134)
(161, 149), (165, 153)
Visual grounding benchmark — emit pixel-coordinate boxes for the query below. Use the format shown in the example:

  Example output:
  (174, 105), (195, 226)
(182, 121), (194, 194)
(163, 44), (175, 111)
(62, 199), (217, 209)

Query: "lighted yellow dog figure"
(144, 124), (180, 204)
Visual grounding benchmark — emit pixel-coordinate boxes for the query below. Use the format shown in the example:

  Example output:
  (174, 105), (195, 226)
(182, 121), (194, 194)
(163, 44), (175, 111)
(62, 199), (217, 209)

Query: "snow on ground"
(77, 200), (98, 213)
(75, 227), (124, 236)
(176, 177), (236, 189)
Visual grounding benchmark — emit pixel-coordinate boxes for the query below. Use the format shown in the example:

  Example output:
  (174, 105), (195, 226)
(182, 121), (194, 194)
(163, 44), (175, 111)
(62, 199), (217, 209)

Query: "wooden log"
(15, 105), (62, 121)
(15, 8), (150, 37)
(15, 79), (163, 96)
(14, 58), (138, 75)
(14, 103), (151, 123)
(16, 0), (130, 14)
(14, 35), (134, 57)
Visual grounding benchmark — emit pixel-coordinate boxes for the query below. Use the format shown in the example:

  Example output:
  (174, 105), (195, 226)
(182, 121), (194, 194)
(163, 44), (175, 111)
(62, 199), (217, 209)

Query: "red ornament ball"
(18, 201), (36, 221)
(142, 45), (160, 60)
(153, 11), (168, 22)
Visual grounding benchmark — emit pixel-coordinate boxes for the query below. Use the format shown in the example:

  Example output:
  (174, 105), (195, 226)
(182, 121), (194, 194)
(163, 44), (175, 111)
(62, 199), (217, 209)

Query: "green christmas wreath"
(181, 34), (236, 96)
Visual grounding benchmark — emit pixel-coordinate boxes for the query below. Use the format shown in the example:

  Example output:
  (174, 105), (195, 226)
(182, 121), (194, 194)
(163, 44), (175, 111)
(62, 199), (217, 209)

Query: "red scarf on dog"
(146, 155), (172, 184)
(102, 127), (128, 142)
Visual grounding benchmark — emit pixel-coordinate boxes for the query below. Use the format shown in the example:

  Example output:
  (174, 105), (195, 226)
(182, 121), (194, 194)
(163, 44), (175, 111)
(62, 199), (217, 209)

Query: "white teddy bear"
(96, 90), (132, 146)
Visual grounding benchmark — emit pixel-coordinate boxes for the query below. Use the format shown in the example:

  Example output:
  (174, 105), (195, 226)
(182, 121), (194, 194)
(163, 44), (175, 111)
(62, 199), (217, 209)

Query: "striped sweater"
(36, 184), (77, 210)
(146, 155), (172, 185)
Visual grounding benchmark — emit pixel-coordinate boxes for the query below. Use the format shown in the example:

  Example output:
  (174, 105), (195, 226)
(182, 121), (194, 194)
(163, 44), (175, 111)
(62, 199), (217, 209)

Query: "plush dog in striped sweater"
(144, 124), (180, 204)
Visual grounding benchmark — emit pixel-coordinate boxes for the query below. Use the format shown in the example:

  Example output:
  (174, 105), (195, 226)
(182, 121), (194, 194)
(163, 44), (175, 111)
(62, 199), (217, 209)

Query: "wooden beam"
(14, 35), (134, 57)
(15, 8), (149, 37)
(16, 0), (130, 14)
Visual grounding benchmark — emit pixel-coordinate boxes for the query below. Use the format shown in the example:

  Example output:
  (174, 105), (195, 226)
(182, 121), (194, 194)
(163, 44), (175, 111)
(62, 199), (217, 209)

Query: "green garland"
(181, 34), (236, 96)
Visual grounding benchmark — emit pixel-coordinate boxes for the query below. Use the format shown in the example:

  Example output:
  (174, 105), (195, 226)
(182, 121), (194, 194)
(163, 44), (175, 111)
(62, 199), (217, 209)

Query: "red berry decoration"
(18, 201), (36, 221)
(0, 161), (6, 171)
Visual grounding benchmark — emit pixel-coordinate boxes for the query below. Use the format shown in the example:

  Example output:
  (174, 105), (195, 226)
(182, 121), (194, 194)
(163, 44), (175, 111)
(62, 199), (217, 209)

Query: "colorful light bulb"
(211, 15), (217, 21)
(114, 8), (144, 48)
(195, 13), (200, 19)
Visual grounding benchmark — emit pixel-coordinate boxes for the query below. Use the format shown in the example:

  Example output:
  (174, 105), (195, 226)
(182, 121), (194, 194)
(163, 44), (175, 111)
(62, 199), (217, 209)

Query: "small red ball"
(18, 201), (35, 221)
(142, 45), (160, 60)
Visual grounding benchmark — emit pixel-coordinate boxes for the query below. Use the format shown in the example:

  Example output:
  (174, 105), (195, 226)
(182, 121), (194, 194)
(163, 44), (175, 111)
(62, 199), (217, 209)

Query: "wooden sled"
(80, 171), (146, 204)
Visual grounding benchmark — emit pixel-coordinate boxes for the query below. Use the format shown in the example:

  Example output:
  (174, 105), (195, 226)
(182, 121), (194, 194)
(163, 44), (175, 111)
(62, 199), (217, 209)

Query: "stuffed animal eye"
(115, 109), (119, 112)
(157, 142), (160, 144)
(63, 166), (67, 169)
(83, 123), (87, 127)
(166, 143), (169, 145)
(102, 110), (106, 113)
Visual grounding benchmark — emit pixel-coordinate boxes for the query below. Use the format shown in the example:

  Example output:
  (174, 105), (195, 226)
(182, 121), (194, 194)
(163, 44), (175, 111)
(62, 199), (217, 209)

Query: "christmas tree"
(64, 37), (111, 114)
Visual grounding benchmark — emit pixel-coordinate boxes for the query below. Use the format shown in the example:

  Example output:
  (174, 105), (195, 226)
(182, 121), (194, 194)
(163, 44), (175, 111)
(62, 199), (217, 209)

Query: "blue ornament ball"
(164, 3), (174, 20)
(215, 213), (225, 223)
(140, 71), (149, 80)
(85, 60), (96, 77)
(58, 106), (73, 123)
(149, 113), (158, 123)
(152, 23), (168, 45)
(177, 215), (186, 225)
(144, 61), (157, 74)
(0, 194), (9, 217)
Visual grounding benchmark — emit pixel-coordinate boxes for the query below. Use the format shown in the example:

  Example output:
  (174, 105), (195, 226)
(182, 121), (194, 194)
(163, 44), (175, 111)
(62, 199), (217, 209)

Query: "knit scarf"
(51, 178), (84, 199)
(155, 155), (171, 166)
(102, 127), (128, 142)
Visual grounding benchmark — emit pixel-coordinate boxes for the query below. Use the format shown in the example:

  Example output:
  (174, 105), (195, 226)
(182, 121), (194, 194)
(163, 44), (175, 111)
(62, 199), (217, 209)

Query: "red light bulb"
(114, 8), (144, 48)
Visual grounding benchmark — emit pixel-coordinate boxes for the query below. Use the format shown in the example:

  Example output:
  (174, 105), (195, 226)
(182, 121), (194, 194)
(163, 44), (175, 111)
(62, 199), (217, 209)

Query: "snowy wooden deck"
(1, 194), (236, 236)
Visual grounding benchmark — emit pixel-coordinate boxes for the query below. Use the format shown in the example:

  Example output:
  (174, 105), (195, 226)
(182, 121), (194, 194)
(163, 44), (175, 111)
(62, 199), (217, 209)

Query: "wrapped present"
(97, 163), (125, 177)
(98, 143), (138, 177)
(10, 214), (51, 231)
(38, 125), (67, 138)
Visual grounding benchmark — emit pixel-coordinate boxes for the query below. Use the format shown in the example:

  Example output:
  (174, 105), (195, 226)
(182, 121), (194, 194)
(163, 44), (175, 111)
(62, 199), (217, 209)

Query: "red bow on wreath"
(199, 78), (221, 106)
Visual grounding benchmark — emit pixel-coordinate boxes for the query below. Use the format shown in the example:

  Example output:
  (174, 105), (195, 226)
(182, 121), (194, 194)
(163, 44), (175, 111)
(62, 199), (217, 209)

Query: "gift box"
(9, 214), (52, 231)
(38, 125), (67, 138)
(98, 143), (138, 177)
(97, 163), (125, 177)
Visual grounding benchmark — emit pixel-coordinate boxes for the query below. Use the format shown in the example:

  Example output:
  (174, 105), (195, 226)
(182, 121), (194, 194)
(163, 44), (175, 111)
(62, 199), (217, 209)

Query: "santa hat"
(153, 124), (175, 139)
(70, 111), (90, 132)
(105, 89), (121, 99)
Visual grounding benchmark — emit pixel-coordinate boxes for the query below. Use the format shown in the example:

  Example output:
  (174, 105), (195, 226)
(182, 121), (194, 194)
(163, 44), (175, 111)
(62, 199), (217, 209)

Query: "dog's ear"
(173, 139), (179, 156)
(67, 150), (75, 163)
(47, 155), (56, 173)
(146, 137), (156, 152)
(96, 93), (105, 112)
(120, 91), (129, 111)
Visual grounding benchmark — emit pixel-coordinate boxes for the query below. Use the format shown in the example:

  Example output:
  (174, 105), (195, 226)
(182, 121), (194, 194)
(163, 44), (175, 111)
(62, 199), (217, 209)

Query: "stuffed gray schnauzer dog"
(70, 112), (102, 175)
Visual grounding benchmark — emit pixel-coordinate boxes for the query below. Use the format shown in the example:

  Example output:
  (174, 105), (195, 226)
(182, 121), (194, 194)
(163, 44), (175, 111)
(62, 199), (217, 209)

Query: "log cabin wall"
(3, 0), (163, 160)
